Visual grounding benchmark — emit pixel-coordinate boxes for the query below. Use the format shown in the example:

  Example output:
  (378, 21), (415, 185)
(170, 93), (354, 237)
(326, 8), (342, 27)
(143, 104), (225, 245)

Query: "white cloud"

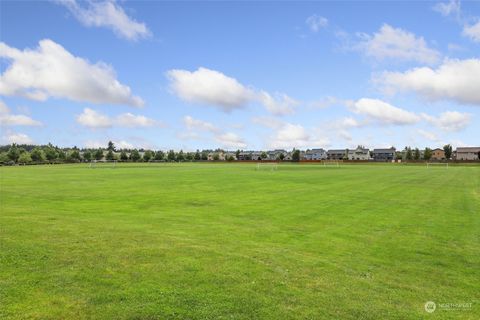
(348, 98), (420, 125)
(166, 67), (298, 115)
(306, 14), (328, 32)
(84, 139), (135, 149)
(76, 108), (112, 128)
(166, 67), (254, 112)
(183, 115), (218, 132)
(421, 111), (472, 132)
(115, 140), (134, 149)
(268, 123), (329, 149)
(356, 24), (441, 64)
(76, 108), (160, 128)
(4, 132), (34, 144)
(463, 21), (480, 43)
(0, 39), (143, 107)
(215, 132), (247, 149)
(56, 0), (151, 41)
(0, 100), (8, 114)
(417, 129), (440, 142)
(0, 100), (42, 126)
(258, 91), (298, 115)
(433, 0), (461, 17)
(378, 59), (480, 106)
(116, 113), (159, 127)
(338, 117), (364, 128)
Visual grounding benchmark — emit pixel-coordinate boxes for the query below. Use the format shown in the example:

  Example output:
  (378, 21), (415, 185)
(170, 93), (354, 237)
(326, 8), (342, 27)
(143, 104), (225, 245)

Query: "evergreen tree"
(30, 148), (46, 162)
(176, 150), (185, 162)
(7, 144), (20, 162)
(106, 150), (115, 160)
(443, 144), (453, 160)
(167, 150), (176, 161)
(414, 148), (420, 160)
(292, 149), (300, 162)
(194, 150), (201, 160)
(154, 150), (165, 161)
(120, 151), (128, 161)
(424, 148), (432, 160)
(130, 150), (141, 162)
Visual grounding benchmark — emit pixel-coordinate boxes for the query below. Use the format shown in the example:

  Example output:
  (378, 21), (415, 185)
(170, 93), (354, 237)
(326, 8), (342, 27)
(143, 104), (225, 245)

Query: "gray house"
(304, 148), (327, 160)
(372, 147), (396, 161)
(347, 146), (370, 160)
(327, 149), (346, 160)
(267, 149), (287, 160)
(456, 147), (480, 160)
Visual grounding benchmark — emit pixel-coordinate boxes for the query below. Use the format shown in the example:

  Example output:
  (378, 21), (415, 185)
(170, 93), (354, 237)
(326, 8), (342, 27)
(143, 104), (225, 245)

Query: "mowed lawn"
(1, 163), (479, 319)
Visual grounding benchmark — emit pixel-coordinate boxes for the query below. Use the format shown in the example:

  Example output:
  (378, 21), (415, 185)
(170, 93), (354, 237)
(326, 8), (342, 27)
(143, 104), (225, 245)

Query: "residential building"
(267, 149), (287, 160)
(455, 147), (480, 160)
(372, 147), (396, 161)
(431, 148), (445, 161)
(304, 148), (327, 160)
(327, 149), (346, 160)
(347, 146), (370, 160)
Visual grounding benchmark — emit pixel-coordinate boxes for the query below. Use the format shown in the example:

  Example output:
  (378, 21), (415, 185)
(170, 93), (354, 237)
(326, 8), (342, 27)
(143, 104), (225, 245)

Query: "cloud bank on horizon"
(0, 0), (479, 150)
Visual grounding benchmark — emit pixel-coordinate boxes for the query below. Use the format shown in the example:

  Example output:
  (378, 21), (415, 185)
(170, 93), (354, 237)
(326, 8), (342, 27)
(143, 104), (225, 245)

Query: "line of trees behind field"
(0, 141), (216, 165)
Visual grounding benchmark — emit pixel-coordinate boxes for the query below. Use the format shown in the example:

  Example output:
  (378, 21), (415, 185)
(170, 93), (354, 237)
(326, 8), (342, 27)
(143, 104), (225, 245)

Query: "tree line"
(0, 141), (222, 165)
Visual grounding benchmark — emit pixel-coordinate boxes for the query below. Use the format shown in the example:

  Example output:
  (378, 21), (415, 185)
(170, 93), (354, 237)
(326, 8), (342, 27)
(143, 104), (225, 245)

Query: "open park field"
(1, 163), (479, 319)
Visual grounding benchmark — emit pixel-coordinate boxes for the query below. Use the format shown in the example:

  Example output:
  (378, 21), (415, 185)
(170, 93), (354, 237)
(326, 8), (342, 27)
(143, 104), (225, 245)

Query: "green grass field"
(1, 163), (479, 319)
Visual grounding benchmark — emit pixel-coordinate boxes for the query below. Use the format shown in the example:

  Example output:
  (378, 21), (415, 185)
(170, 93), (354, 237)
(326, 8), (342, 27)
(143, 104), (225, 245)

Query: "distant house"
(327, 149), (346, 160)
(304, 148), (327, 160)
(456, 147), (480, 160)
(431, 148), (445, 161)
(267, 149), (287, 160)
(372, 147), (396, 161)
(347, 146), (370, 160)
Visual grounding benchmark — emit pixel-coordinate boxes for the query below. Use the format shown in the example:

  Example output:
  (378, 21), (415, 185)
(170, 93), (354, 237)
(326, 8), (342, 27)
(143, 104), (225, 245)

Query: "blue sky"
(0, 0), (479, 151)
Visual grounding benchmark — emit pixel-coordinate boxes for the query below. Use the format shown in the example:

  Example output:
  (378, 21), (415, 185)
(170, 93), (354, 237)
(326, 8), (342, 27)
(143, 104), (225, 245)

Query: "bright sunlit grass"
(1, 163), (479, 319)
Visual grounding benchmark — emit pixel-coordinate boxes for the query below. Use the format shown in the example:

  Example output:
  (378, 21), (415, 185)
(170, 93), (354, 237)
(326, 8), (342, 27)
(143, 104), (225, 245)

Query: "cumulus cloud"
(84, 139), (135, 149)
(215, 132), (247, 149)
(268, 123), (329, 149)
(76, 108), (113, 128)
(463, 21), (480, 43)
(183, 115), (218, 132)
(0, 100), (42, 126)
(421, 111), (472, 132)
(166, 68), (254, 112)
(116, 113), (159, 127)
(378, 59), (480, 106)
(356, 24), (441, 64)
(348, 98), (420, 125)
(258, 91), (298, 115)
(306, 14), (328, 32)
(181, 115), (246, 149)
(166, 67), (297, 115)
(56, 0), (151, 41)
(433, 0), (461, 17)
(0, 39), (144, 107)
(76, 108), (159, 128)
(3, 132), (34, 144)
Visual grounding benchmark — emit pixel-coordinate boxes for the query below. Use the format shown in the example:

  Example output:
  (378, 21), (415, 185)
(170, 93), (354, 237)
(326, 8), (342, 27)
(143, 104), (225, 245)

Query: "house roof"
(327, 149), (346, 153)
(373, 148), (396, 153)
(457, 147), (480, 152)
